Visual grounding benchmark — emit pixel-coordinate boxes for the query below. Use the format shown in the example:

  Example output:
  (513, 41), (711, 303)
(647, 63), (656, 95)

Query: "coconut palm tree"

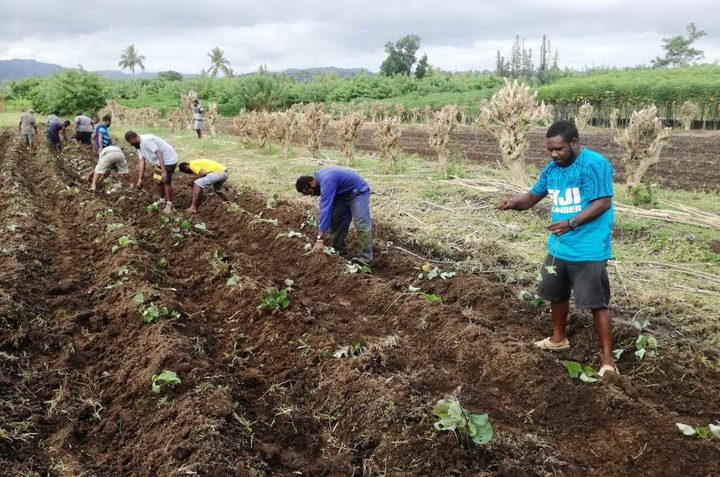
(207, 47), (233, 78)
(119, 44), (146, 74)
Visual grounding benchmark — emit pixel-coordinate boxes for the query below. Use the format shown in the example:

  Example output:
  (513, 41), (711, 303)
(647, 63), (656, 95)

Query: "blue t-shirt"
(95, 124), (111, 149)
(314, 167), (370, 233)
(530, 148), (614, 262)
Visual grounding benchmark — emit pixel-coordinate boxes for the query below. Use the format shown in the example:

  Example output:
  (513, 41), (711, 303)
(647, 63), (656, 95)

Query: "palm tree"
(119, 44), (146, 74)
(207, 47), (233, 78)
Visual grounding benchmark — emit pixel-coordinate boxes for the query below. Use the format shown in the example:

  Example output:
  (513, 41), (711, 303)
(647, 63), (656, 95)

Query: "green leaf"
(132, 293), (145, 304)
(151, 369), (181, 393)
(696, 426), (710, 440)
(635, 348), (647, 360)
(467, 413), (493, 445)
(146, 202), (160, 213)
(635, 334), (648, 350)
(564, 360), (583, 379)
(226, 275), (239, 286)
(193, 222), (208, 231)
(676, 423), (697, 436)
(709, 423), (720, 439)
(613, 349), (624, 360)
(111, 245), (119, 254)
(423, 293), (442, 304)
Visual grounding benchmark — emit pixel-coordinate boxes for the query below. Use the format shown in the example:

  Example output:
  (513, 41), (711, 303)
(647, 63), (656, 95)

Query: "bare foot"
(162, 205), (174, 214)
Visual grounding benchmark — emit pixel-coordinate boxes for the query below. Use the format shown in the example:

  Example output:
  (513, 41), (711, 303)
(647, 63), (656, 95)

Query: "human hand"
(312, 239), (324, 253)
(496, 197), (512, 210)
(547, 220), (571, 236)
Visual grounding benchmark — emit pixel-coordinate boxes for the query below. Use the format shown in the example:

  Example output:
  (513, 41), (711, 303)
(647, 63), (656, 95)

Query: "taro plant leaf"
(322, 246), (338, 256)
(146, 202), (160, 213)
(579, 366), (599, 383)
(132, 293), (145, 304)
(613, 349), (624, 360)
(151, 370), (181, 393)
(432, 398), (493, 446)
(142, 305), (160, 323)
(676, 423), (697, 436)
(467, 413), (493, 445)
(709, 424), (720, 439)
(193, 222), (208, 232)
(635, 347), (647, 360)
(258, 286), (292, 312)
(303, 243), (312, 252)
(408, 285), (421, 293)
(180, 220), (192, 232)
(564, 360), (583, 379)
(226, 275), (239, 286)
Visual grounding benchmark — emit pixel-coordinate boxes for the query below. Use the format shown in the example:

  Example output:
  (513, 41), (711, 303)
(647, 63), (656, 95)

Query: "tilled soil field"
(216, 120), (720, 191)
(1, 130), (719, 476)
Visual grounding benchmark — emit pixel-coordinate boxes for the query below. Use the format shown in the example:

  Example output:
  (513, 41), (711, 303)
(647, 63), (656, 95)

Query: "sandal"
(534, 337), (570, 351)
(598, 364), (620, 377)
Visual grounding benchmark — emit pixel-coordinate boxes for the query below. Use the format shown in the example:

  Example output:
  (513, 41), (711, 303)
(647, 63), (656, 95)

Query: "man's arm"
(496, 192), (546, 211)
(155, 149), (167, 179)
(547, 197), (611, 235)
(136, 156), (146, 188)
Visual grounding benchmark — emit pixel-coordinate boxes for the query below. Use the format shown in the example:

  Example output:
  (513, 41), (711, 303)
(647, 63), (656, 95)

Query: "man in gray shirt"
(73, 113), (94, 146)
(19, 108), (37, 151)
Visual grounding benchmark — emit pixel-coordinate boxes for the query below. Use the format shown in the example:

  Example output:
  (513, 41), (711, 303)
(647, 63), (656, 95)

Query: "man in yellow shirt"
(178, 159), (231, 213)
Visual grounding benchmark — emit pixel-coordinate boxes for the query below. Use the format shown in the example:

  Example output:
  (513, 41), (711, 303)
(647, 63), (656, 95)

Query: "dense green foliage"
(537, 66), (720, 108)
(26, 70), (109, 115)
(5, 65), (719, 122)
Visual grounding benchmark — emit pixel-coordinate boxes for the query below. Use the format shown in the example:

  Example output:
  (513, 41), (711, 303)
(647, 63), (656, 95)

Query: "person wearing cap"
(18, 108), (37, 151)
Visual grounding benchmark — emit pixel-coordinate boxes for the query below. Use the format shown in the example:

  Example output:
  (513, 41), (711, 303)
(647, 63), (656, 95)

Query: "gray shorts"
(537, 255), (610, 309)
(193, 119), (202, 130)
(22, 133), (34, 143)
(195, 171), (228, 192)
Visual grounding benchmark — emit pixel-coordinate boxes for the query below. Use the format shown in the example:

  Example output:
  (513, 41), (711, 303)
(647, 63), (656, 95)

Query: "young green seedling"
(333, 340), (367, 358)
(226, 274), (239, 286)
(151, 370), (181, 393)
(423, 293), (443, 304)
(228, 203), (244, 213)
(258, 286), (292, 312)
(345, 262), (372, 274)
(677, 422), (720, 440)
(631, 318), (657, 360)
(146, 202), (160, 213)
(563, 360), (599, 383)
(432, 398), (493, 446)
(418, 262), (456, 281)
(300, 212), (318, 230)
(111, 236), (135, 254)
(106, 223), (124, 232)
(276, 231), (304, 240)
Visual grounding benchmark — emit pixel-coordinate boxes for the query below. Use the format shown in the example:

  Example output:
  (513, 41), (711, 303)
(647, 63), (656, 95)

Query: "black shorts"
(74, 131), (92, 144)
(537, 255), (610, 309)
(154, 163), (177, 185)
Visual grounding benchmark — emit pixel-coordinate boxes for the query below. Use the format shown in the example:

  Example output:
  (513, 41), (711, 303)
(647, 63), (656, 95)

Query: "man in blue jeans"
(496, 120), (617, 377)
(296, 167), (373, 264)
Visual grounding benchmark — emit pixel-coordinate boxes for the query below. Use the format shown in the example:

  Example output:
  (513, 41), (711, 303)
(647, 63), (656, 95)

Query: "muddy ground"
(0, 130), (719, 476)
(216, 120), (720, 191)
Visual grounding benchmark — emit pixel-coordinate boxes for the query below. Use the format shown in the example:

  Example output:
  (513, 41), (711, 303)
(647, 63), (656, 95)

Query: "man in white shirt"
(124, 131), (179, 213)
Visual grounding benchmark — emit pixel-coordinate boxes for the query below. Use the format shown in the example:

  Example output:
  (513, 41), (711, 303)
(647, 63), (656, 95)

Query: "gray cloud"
(0, 0), (718, 73)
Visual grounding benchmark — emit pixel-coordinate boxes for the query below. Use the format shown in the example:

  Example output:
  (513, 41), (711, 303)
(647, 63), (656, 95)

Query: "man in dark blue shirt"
(48, 120), (70, 152)
(296, 167), (372, 264)
(497, 120), (617, 377)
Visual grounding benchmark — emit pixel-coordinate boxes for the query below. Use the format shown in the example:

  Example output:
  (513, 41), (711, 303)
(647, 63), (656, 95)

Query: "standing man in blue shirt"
(296, 167), (373, 265)
(93, 115), (112, 153)
(496, 120), (617, 376)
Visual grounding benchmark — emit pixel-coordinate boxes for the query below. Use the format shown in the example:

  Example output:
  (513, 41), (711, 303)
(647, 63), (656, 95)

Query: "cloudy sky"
(1, 0), (718, 74)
